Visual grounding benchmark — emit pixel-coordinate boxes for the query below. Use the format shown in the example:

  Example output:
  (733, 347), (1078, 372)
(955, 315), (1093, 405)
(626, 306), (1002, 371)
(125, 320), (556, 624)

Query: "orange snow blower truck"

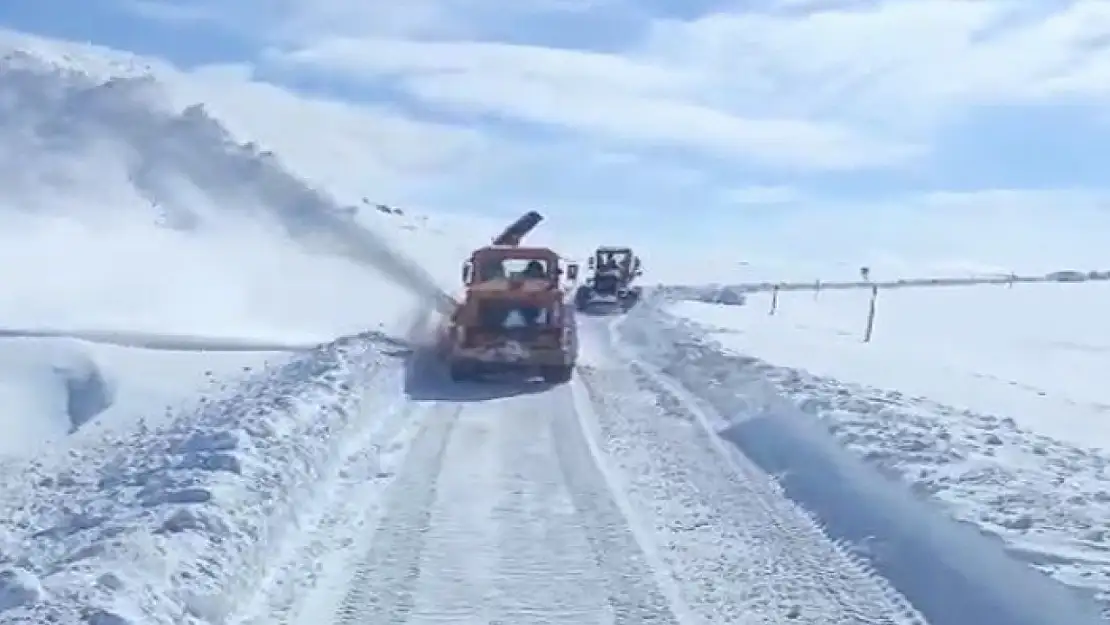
(436, 211), (580, 383)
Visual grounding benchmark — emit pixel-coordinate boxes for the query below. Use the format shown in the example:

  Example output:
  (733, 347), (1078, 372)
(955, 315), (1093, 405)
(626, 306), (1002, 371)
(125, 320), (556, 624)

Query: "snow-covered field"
(0, 24), (1107, 625)
(662, 284), (1110, 611)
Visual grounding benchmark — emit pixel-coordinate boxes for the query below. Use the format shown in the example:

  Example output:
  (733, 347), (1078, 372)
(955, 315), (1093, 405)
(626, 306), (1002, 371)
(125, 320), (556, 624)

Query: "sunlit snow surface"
(664, 283), (1110, 610)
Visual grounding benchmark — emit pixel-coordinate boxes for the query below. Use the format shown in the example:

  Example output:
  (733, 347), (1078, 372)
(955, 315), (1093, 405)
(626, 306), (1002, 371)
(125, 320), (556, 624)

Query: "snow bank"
(613, 304), (1108, 624)
(0, 331), (406, 624)
(664, 296), (1110, 612)
(0, 338), (115, 454)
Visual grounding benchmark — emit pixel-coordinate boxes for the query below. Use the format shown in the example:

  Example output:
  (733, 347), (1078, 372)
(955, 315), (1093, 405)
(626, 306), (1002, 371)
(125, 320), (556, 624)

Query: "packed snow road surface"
(252, 367), (688, 625)
(238, 321), (923, 625)
(324, 392), (678, 625)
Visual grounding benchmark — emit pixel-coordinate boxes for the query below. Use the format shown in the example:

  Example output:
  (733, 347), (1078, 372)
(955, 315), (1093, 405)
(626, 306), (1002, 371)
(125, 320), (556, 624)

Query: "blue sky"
(3, 0), (1110, 262)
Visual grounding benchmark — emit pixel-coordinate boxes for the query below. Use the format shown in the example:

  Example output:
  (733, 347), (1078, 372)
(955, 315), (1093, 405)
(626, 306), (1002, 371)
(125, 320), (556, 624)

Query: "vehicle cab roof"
(472, 246), (558, 258)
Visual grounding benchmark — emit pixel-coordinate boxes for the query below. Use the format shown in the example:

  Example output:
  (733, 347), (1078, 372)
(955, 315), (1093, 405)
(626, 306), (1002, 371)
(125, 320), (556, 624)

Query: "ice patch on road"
(612, 303), (1107, 624)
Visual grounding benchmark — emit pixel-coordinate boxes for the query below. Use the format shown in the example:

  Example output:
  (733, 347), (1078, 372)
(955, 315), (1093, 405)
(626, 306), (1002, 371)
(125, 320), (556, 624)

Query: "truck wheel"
(541, 365), (573, 384)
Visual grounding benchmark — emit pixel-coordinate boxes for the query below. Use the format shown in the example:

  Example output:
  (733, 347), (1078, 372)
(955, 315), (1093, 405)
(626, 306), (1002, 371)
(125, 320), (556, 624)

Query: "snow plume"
(0, 49), (454, 340)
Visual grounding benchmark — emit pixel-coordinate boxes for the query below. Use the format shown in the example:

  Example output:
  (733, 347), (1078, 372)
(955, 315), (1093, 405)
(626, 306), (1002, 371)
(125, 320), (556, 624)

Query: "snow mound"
(667, 288), (1110, 612)
(0, 338), (115, 451)
(0, 331), (410, 624)
(613, 304), (1107, 624)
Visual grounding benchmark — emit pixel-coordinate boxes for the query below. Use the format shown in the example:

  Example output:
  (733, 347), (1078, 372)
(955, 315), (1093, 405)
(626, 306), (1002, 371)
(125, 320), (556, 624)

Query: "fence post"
(863, 285), (878, 342)
(814, 279), (821, 300)
(769, 285), (779, 315)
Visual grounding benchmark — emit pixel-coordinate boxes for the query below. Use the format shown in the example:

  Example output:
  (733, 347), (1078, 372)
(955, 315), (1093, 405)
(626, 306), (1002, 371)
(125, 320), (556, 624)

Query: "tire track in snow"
(330, 402), (461, 624)
(549, 390), (687, 624)
(403, 393), (615, 624)
(324, 384), (683, 624)
(575, 318), (925, 624)
(231, 366), (434, 625)
(492, 391), (678, 624)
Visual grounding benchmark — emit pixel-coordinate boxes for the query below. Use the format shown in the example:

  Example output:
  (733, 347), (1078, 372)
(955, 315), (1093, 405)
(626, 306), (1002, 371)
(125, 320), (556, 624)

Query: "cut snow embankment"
(0, 335), (289, 462)
(0, 331), (410, 624)
(612, 300), (1108, 625)
(0, 339), (114, 452)
(666, 285), (1110, 611)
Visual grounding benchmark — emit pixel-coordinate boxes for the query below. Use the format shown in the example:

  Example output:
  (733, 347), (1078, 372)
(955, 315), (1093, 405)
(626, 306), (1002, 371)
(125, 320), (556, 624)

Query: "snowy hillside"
(0, 28), (1106, 625)
(0, 33), (486, 462)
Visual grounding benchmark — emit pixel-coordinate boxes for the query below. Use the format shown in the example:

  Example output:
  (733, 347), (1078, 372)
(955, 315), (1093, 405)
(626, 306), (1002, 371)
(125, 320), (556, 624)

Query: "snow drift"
(0, 339), (114, 451)
(612, 302), (1107, 625)
(0, 332), (408, 624)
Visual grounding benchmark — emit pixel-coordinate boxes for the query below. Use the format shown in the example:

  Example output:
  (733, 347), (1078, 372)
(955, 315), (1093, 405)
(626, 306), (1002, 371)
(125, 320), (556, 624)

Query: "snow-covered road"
(243, 341), (690, 625)
(237, 316), (926, 625)
(323, 392), (677, 625)
(2, 307), (1106, 625)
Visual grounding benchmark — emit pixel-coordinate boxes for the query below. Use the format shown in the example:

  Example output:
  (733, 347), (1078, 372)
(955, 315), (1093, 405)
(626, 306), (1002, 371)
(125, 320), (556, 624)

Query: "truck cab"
(587, 246), (641, 281)
(462, 246), (578, 286)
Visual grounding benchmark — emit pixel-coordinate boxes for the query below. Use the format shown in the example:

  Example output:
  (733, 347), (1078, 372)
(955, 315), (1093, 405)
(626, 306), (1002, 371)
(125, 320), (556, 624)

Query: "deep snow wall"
(0, 331), (408, 624)
(0, 338), (114, 452)
(612, 299), (1106, 625)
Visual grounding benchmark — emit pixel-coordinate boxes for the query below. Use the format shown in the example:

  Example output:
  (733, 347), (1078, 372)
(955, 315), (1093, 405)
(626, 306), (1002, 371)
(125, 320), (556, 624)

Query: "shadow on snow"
(719, 407), (1105, 625)
(400, 342), (554, 403)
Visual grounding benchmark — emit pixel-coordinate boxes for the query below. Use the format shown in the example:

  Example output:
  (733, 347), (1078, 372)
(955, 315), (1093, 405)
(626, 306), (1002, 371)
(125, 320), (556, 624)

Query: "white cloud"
(268, 35), (919, 171)
(641, 2), (1110, 132)
(244, 1), (1110, 176)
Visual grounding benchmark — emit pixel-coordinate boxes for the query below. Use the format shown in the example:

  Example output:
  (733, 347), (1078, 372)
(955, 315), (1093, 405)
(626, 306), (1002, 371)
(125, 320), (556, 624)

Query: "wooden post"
(863, 285), (878, 342)
(814, 279), (821, 300)
(769, 285), (779, 315)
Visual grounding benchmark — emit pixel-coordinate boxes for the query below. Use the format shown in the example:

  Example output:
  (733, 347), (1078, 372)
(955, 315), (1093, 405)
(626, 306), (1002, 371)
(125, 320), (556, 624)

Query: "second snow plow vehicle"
(574, 246), (642, 313)
(437, 211), (580, 384)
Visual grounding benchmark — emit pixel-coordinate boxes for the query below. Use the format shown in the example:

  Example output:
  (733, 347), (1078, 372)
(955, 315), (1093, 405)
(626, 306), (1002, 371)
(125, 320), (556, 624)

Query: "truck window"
(478, 301), (551, 328)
